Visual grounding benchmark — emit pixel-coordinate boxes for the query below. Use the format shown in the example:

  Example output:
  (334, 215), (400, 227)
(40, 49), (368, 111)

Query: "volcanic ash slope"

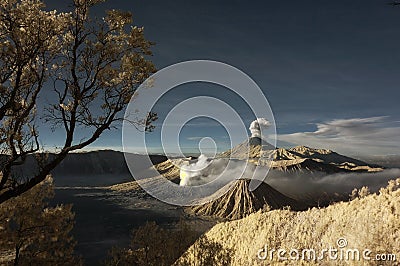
(188, 179), (306, 220)
(108, 158), (185, 191)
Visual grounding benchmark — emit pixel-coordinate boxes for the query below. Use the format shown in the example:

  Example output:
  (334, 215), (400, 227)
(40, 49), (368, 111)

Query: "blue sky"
(41, 0), (400, 156)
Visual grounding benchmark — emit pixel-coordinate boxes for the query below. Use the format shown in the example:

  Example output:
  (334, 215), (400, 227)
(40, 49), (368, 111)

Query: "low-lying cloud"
(179, 155), (400, 202)
(266, 168), (400, 200)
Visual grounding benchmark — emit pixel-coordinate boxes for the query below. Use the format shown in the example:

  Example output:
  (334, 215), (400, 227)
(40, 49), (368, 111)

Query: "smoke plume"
(249, 118), (271, 138)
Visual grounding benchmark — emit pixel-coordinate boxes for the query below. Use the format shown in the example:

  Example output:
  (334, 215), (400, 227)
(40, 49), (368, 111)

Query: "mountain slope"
(218, 137), (275, 159)
(176, 178), (400, 266)
(109, 158), (189, 191)
(188, 179), (306, 220)
(270, 146), (383, 173)
(2, 151), (168, 186)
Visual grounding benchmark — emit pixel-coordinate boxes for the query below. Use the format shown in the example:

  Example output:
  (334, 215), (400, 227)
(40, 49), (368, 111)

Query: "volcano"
(218, 137), (275, 159)
(188, 179), (306, 220)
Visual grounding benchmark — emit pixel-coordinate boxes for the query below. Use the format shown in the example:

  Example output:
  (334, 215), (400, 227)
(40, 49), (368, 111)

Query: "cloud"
(278, 117), (400, 156)
(186, 137), (205, 141)
(266, 168), (400, 200)
(249, 118), (272, 138)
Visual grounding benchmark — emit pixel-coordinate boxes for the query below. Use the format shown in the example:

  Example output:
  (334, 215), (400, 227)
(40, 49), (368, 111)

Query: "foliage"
(0, 176), (81, 265)
(0, 0), (156, 203)
(349, 186), (370, 200)
(175, 235), (232, 266)
(104, 219), (202, 266)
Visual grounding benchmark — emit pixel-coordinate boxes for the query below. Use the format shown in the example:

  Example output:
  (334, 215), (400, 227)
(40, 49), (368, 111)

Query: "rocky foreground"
(176, 178), (400, 266)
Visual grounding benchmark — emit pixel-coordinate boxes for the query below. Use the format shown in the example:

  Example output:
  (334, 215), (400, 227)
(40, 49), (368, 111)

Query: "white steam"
(249, 118), (271, 138)
(179, 155), (212, 186)
(179, 155), (256, 186)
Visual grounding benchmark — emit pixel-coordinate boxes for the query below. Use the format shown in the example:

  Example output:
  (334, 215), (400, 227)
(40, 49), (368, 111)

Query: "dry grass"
(178, 178), (400, 265)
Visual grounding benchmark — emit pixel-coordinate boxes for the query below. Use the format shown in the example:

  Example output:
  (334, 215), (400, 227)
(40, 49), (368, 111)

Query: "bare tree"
(0, 0), (156, 203)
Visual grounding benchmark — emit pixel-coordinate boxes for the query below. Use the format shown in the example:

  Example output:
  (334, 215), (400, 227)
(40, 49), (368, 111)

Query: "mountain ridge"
(218, 138), (383, 173)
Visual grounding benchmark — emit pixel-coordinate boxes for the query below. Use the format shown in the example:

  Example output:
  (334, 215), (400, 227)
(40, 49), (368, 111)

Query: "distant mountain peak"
(289, 145), (334, 155)
(218, 137), (275, 159)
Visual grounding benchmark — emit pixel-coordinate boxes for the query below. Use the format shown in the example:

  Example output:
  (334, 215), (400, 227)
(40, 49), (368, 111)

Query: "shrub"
(0, 176), (81, 265)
